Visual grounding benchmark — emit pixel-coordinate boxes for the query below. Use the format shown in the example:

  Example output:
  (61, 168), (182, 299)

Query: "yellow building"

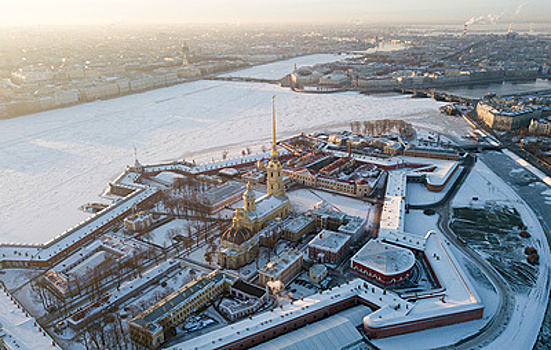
(124, 210), (153, 231)
(218, 97), (290, 269)
(129, 271), (229, 349)
(259, 248), (303, 286)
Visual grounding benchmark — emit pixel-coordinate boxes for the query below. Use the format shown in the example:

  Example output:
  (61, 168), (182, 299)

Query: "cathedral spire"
(266, 95), (285, 198)
(271, 95), (279, 160)
(272, 95), (276, 146)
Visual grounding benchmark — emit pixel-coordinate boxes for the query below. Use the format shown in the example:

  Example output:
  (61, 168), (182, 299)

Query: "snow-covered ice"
(0, 285), (60, 350)
(0, 56), (468, 244)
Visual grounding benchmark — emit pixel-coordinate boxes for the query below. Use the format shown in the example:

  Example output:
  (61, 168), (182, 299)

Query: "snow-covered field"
(0, 56), (469, 244)
(287, 188), (374, 218)
(452, 160), (550, 350)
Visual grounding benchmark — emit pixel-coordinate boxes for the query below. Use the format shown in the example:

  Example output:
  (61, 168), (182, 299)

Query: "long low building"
(477, 100), (542, 131)
(0, 187), (160, 269)
(250, 305), (370, 350)
(129, 271), (231, 349)
(363, 232), (483, 338)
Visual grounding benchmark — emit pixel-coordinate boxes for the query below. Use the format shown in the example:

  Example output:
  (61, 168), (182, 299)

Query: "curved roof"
(352, 240), (415, 276)
(221, 226), (254, 246)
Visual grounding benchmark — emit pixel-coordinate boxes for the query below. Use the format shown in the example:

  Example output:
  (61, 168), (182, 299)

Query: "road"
(434, 194), (513, 350)
(409, 153), (514, 349)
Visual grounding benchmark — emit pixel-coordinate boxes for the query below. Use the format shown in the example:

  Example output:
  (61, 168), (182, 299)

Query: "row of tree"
(350, 119), (416, 139)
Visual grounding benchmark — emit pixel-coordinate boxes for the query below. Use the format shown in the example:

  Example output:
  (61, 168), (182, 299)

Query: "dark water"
(442, 79), (551, 99)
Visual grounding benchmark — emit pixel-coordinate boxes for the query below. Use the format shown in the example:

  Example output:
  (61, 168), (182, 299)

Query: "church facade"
(218, 98), (291, 269)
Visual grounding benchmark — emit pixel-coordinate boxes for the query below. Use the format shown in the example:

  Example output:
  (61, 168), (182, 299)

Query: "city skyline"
(3, 0), (551, 27)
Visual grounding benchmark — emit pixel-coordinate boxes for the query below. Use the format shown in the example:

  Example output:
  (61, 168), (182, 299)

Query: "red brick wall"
(364, 307), (484, 339)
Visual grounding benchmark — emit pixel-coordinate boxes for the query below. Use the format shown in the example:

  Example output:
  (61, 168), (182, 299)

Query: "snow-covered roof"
(282, 215), (315, 234)
(308, 230), (351, 253)
(309, 263), (328, 276)
(153, 171), (183, 186)
(250, 306), (367, 350)
(169, 279), (407, 350)
(352, 240), (415, 276)
(260, 249), (302, 278)
(247, 193), (289, 220)
(131, 271), (227, 332)
(379, 196), (405, 233)
(200, 181), (246, 204)
(363, 232), (483, 329)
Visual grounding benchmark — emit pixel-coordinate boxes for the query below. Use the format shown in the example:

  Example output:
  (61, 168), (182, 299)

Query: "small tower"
(182, 42), (190, 66)
(243, 181), (256, 211)
(266, 96), (286, 198)
(132, 146), (143, 173)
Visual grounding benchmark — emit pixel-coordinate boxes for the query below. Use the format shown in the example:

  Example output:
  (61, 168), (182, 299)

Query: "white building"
(307, 230), (351, 265)
(259, 248), (303, 286)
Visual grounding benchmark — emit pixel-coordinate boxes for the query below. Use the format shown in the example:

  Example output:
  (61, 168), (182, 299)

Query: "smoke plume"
(465, 13), (504, 26)
(515, 2), (530, 16)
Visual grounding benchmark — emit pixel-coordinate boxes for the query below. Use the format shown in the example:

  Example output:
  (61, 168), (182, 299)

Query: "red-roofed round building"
(351, 240), (415, 286)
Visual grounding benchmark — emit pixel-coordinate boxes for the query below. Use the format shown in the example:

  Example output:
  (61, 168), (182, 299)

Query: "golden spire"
(271, 95), (278, 159)
(272, 95), (276, 146)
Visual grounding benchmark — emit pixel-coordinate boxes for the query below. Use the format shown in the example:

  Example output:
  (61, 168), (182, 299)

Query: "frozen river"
(0, 55), (471, 243)
(218, 53), (349, 80)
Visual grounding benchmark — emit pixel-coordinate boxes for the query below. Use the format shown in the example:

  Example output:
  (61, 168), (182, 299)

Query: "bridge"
(206, 76), (280, 84)
(458, 143), (502, 152)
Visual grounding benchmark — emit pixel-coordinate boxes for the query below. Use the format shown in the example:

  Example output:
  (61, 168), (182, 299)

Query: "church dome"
(221, 226), (254, 246)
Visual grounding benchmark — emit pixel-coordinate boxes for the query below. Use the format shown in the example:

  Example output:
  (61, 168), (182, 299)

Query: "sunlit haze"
(3, 0), (551, 26)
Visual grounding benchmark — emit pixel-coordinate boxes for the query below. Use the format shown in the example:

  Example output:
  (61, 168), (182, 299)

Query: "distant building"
(259, 248), (303, 286)
(319, 72), (350, 86)
(290, 66), (322, 86)
(477, 101), (541, 131)
(403, 145), (460, 161)
(529, 118), (551, 136)
(307, 230), (351, 265)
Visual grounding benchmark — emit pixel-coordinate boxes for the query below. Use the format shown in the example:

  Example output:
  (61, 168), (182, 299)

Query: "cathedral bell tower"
(243, 181), (256, 211)
(266, 96), (286, 198)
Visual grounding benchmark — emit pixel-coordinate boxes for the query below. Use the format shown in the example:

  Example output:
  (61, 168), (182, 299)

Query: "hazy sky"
(3, 0), (550, 27)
